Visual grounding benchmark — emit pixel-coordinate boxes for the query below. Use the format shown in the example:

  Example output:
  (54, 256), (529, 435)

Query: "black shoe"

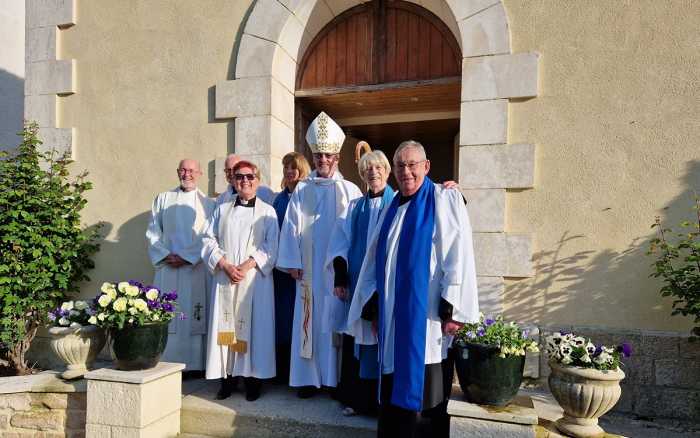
(244, 377), (261, 402)
(182, 370), (205, 380)
(215, 376), (236, 400)
(297, 386), (319, 399)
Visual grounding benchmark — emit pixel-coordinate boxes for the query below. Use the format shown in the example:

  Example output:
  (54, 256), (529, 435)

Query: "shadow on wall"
(505, 160), (700, 331)
(0, 68), (24, 151)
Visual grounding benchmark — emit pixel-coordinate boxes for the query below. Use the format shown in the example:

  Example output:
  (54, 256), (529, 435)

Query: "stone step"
(180, 379), (376, 438)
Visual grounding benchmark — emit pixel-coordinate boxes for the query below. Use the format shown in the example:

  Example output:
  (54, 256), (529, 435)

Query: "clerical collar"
(398, 193), (415, 206)
(235, 196), (256, 207)
(368, 188), (386, 199)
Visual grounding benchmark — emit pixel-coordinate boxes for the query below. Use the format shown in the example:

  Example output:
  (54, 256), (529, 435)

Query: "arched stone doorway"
(215, 0), (540, 317)
(295, 1), (462, 188)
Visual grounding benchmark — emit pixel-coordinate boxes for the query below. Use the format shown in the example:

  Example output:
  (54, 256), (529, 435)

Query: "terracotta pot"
(109, 322), (169, 371)
(49, 325), (106, 379)
(548, 361), (625, 438)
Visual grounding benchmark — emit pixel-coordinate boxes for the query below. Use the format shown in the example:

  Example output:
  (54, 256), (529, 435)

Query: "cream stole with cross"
(215, 196), (264, 353)
(298, 178), (349, 359)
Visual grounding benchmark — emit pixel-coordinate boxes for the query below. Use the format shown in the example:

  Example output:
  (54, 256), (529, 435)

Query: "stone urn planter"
(109, 322), (169, 371)
(49, 325), (106, 379)
(548, 361), (625, 438)
(455, 343), (525, 406)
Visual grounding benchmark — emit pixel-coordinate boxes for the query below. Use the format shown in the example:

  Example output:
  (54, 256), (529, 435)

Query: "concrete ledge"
(448, 395), (537, 437)
(458, 143), (535, 189)
(459, 100), (508, 146)
(0, 371), (86, 395)
(462, 52), (539, 101)
(458, 3), (510, 58)
(26, 0), (76, 29)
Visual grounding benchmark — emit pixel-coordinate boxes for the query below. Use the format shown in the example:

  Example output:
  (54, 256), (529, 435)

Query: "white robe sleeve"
(437, 188), (479, 323)
(276, 186), (303, 271)
(201, 206), (226, 274)
(146, 193), (170, 267)
(251, 208), (279, 276)
(325, 198), (357, 269)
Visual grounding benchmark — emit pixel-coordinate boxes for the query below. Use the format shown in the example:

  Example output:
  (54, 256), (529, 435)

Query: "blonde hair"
(358, 150), (391, 183)
(281, 152), (311, 189)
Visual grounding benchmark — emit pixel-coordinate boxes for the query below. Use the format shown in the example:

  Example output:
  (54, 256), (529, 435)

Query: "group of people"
(146, 112), (480, 437)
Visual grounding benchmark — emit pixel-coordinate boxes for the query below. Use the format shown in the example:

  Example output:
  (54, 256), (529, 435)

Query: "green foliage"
(0, 122), (100, 373)
(455, 315), (539, 358)
(648, 197), (700, 340)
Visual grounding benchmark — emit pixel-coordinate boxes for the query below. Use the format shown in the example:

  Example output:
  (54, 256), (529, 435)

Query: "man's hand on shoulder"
(442, 320), (463, 336)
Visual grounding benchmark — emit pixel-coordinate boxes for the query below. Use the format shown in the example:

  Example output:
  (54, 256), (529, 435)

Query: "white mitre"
(306, 111), (346, 154)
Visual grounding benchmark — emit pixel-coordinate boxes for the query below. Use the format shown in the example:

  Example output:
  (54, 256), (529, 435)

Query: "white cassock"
(277, 171), (362, 387)
(201, 196), (278, 379)
(146, 187), (215, 370)
(216, 185), (276, 206)
(347, 185), (480, 372)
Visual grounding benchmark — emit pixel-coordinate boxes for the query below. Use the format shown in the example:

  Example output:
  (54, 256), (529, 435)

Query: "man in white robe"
(277, 112), (362, 398)
(347, 141), (479, 437)
(146, 159), (215, 373)
(217, 154), (276, 206)
(202, 160), (278, 401)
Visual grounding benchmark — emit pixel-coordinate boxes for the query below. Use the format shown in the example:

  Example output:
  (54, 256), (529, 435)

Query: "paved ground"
(182, 379), (699, 437)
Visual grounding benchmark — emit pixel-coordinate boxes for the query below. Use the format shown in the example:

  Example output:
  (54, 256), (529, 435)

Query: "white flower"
(74, 300), (88, 310)
(585, 342), (596, 355)
(152, 314), (160, 321)
(98, 294), (112, 308)
(145, 289), (159, 301)
(97, 313), (107, 321)
(118, 282), (130, 292)
(561, 354), (573, 365)
(128, 299), (134, 306)
(106, 288), (117, 300)
(594, 352), (611, 365)
(69, 310), (80, 317)
(58, 317), (70, 326)
(88, 316), (97, 325)
(580, 353), (592, 363)
(100, 282), (115, 293)
(69, 322), (81, 328)
(128, 307), (138, 315)
(128, 318), (134, 324)
(113, 298), (128, 312)
(125, 285), (140, 297)
(573, 336), (586, 347)
(60, 301), (74, 311)
(133, 299), (148, 312)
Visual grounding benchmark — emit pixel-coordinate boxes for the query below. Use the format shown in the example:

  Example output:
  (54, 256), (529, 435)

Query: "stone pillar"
(448, 394), (537, 438)
(84, 362), (184, 438)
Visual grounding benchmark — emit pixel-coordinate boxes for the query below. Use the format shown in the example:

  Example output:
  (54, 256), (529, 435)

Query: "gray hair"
(358, 150), (391, 182)
(393, 140), (427, 162)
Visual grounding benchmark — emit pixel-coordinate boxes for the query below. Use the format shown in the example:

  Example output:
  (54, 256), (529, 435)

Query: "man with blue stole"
(346, 141), (480, 437)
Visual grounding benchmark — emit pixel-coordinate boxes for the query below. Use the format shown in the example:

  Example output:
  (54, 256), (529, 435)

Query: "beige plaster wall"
(60, 1), (253, 293)
(502, 0), (700, 330)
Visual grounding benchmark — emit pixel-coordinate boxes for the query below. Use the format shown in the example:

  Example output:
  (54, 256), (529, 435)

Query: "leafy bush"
(0, 122), (100, 374)
(648, 198), (700, 340)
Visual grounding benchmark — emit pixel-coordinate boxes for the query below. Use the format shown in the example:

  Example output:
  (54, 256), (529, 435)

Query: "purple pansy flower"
(617, 342), (633, 358)
(485, 318), (495, 326)
(476, 327), (485, 337)
(466, 330), (476, 339)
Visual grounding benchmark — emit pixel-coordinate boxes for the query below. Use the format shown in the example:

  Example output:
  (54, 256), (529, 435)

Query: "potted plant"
(92, 281), (180, 371)
(545, 331), (632, 438)
(47, 300), (106, 379)
(454, 314), (539, 406)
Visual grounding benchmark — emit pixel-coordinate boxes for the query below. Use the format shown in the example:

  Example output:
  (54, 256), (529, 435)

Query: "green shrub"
(649, 197), (700, 340)
(0, 122), (100, 374)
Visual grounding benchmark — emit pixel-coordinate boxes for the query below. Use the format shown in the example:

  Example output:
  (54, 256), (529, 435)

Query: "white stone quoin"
(84, 362), (184, 438)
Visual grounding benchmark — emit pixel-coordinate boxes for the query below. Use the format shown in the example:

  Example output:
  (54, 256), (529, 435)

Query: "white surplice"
(277, 172), (362, 388)
(347, 185), (480, 373)
(146, 187), (215, 370)
(201, 196), (279, 379)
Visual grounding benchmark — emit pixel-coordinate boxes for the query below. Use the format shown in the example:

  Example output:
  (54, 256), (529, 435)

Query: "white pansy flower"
(125, 285), (140, 297)
(128, 299), (134, 306)
(128, 307), (138, 315)
(145, 289), (159, 301)
(88, 316), (97, 325)
(74, 300), (88, 310)
(152, 314), (160, 321)
(593, 352), (611, 365)
(59, 317), (70, 326)
(573, 336), (586, 347)
(106, 288), (117, 300)
(98, 294), (112, 308)
(133, 299), (148, 312)
(580, 353), (592, 363)
(69, 310), (80, 317)
(61, 301), (74, 311)
(128, 318), (134, 324)
(97, 313), (107, 321)
(118, 282), (130, 292)
(113, 298), (127, 312)
(561, 354), (573, 365)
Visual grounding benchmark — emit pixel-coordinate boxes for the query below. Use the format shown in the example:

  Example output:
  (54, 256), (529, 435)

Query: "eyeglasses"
(234, 173), (256, 181)
(394, 160), (426, 171)
(177, 168), (198, 175)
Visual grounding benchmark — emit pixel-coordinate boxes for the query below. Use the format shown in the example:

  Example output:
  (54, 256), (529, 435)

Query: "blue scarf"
(348, 188), (394, 379)
(376, 177), (435, 411)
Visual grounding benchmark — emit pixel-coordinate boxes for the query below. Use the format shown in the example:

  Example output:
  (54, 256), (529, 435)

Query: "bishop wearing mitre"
(201, 160), (279, 401)
(146, 159), (216, 373)
(277, 112), (362, 398)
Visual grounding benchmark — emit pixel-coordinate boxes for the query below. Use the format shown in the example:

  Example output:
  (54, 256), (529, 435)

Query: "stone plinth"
(84, 362), (184, 438)
(448, 394), (537, 437)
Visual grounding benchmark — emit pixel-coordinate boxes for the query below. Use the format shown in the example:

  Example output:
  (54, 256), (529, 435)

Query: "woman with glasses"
(271, 152), (311, 384)
(202, 160), (279, 402)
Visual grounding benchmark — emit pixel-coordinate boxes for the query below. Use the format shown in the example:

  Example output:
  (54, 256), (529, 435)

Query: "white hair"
(358, 150), (391, 182)
(393, 140), (427, 162)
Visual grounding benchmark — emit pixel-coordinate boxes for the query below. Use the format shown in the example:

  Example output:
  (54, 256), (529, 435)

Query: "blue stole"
(272, 187), (291, 228)
(348, 188), (394, 379)
(376, 177), (435, 411)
